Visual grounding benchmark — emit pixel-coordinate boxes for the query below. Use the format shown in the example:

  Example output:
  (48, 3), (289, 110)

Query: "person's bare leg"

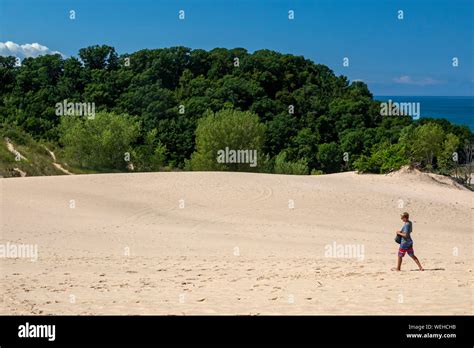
(410, 255), (424, 271)
(396, 256), (402, 271)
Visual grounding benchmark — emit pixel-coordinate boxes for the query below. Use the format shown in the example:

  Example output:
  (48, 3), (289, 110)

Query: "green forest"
(0, 45), (472, 181)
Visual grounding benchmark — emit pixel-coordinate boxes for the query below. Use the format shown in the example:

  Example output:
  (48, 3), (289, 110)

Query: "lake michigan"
(375, 96), (474, 130)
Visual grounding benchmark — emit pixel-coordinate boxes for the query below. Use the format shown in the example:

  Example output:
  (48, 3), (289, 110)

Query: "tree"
(0, 56), (17, 94)
(156, 115), (196, 168)
(189, 49), (211, 77)
(400, 123), (445, 168)
(437, 133), (460, 174)
(340, 129), (366, 158)
(264, 113), (298, 156)
(286, 127), (319, 169)
(79, 45), (119, 70)
(209, 75), (264, 111)
(188, 109), (266, 171)
(207, 48), (237, 79)
(59, 112), (140, 170)
(149, 47), (191, 89)
(317, 142), (342, 173)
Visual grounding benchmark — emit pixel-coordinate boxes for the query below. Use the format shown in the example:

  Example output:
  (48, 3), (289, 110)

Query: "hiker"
(395, 212), (424, 271)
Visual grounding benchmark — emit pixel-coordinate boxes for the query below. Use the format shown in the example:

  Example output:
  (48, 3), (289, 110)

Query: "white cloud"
(0, 41), (64, 59)
(393, 75), (441, 86)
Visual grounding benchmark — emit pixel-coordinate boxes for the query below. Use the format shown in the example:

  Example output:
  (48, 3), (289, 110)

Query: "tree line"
(0, 45), (472, 178)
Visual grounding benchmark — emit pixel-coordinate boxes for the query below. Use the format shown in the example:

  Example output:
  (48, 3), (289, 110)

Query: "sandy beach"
(0, 170), (472, 315)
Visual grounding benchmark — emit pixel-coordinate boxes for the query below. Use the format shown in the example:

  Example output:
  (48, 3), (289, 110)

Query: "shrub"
(274, 151), (309, 175)
(310, 169), (324, 175)
(354, 142), (407, 174)
(131, 129), (167, 171)
(0, 124), (34, 146)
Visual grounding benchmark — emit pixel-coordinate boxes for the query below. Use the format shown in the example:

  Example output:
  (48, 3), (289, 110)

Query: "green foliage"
(1, 124), (34, 146)
(355, 122), (462, 174)
(286, 127), (319, 169)
(437, 133), (460, 174)
(189, 109), (265, 171)
(0, 125), (68, 177)
(0, 45), (472, 177)
(400, 123), (445, 167)
(264, 113), (298, 156)
(59, 112), (140, 170)
(354, 142), (408, 174)
(79, 45), (119, 70)
(310, 169), (324, 175)
(0, 56), (17, 95)
(131, 129), (167, 172)
(317, 142), (342, 173)
(274, 151), (309, 175)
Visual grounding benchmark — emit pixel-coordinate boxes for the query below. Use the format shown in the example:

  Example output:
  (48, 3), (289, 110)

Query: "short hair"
(401, 212), (409, 219)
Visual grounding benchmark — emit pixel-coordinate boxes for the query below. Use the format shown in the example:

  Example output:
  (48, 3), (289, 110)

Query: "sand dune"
(0, 171), (472, 315)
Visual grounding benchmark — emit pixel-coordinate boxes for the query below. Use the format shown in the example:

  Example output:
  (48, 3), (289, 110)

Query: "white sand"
(0, 170), (472, 315)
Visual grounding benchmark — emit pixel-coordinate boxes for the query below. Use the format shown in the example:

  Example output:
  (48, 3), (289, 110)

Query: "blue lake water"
(374, 96), (474, 130)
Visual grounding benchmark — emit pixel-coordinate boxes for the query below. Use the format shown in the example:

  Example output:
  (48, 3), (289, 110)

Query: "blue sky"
(0, 0), (473, 96)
